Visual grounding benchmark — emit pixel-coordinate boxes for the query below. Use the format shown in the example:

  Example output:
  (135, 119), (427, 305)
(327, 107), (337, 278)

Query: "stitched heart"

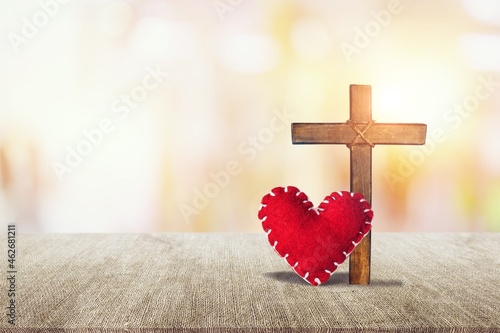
(259, 186), (373, 286)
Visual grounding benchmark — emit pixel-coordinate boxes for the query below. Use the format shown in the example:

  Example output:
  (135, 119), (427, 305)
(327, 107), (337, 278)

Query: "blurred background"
(0, 0), (499, 233)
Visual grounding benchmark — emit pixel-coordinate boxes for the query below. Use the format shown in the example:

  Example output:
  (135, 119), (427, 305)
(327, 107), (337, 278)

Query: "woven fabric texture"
(0, 233), (499, 332)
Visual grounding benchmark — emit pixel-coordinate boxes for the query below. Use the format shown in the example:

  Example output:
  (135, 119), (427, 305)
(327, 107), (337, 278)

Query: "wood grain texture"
(292, 123), (427, 145)
(348, 85), (372, 285)
(291, 84), (427, 285)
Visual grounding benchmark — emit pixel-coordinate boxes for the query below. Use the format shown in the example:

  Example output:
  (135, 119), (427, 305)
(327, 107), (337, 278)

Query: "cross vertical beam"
(348, 85), (372, 285)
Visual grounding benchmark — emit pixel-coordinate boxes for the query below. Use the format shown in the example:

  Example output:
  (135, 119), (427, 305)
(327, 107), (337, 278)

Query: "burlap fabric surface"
(0, 233), (499, 332)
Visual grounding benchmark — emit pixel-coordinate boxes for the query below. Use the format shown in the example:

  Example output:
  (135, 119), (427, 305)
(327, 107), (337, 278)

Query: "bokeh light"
(0, 0), (499, 233)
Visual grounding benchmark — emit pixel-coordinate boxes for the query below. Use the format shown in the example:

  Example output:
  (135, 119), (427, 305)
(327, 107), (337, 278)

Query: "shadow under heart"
(264, 271), (403, 287)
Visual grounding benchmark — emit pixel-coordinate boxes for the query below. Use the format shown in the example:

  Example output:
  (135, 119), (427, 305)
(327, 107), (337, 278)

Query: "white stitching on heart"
(260, 216), (267, 223)
(308, 207), (320, 215)
(262, 187), (374, 287)
(291, 264), (315, 285)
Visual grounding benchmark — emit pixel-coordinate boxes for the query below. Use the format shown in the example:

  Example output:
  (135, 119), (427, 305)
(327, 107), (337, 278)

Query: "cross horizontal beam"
(292, 123), (427, 145)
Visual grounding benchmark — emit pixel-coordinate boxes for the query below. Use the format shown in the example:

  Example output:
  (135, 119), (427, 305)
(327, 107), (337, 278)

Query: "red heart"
(258, 186), (373, 286)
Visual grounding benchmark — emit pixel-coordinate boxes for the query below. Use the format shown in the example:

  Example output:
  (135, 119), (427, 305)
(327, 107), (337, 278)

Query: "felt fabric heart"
(259, 186), (373, 286)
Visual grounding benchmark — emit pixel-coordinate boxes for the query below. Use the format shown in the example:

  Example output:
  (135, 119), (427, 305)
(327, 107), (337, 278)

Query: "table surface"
(0, 232), (499, 332)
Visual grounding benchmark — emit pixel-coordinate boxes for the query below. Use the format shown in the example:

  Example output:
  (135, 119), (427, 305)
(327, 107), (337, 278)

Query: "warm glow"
(1, 1), (499, 233)
(374, 62), (460, 124)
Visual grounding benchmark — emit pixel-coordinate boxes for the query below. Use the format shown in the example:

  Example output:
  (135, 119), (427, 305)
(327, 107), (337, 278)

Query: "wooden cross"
(291, 85), (427, 285)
